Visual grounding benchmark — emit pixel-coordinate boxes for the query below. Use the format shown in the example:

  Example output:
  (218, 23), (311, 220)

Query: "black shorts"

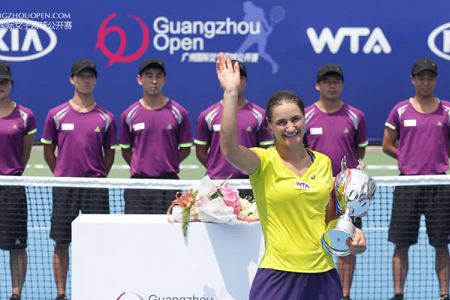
(124, 188), (181, 214)
(388, 184), (450, 247)
(124, 173), (180, 214)
(239, 189), (254, 200)
(50, 186), (109, 244)
(0, 186), (27, 250)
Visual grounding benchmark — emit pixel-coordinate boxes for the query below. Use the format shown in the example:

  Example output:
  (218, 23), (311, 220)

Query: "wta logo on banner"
(428, 22), (450, 61)
(96, 2), (285, 73)
(0, 18), (57, 61)
(307, 27), (392, 54)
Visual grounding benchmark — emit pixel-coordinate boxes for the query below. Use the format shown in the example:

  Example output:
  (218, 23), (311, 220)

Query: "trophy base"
(321, 214), (356, 257)
(321, 229), (351, 256)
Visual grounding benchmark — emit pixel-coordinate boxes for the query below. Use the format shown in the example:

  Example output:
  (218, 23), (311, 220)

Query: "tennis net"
(0, 175), (448, 299)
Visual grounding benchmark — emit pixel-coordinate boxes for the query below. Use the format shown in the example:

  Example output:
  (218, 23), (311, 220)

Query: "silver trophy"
(321, 158), (376, 256)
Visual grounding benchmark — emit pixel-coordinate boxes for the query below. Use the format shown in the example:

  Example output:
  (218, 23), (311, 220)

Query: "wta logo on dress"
(294, 180), (311, 190)
(0, 18), (57, 61)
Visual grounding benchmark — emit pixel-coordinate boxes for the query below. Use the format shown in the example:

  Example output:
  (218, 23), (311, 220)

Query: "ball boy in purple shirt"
(41, 60), (116, 300)
(0, 61), (36, 300)
(195, 60), (272, 180)
(120, 58), (192, 213)
(304, 64), (368, 300)
(383, 59), (449, 300)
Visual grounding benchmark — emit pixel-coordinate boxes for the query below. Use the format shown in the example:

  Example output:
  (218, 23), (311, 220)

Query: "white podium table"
(72, 214), (263, 300)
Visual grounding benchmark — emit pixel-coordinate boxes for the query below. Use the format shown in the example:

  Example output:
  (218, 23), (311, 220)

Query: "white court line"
(366, 165), (398, 170)
(180, 165), (200, 169)
(27, 164), (200, 170)
(29, 227), (50, 230)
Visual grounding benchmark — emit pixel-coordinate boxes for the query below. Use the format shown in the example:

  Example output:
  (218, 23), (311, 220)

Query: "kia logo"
(428, 22), (450, 61)
(0, 18), (57, 62)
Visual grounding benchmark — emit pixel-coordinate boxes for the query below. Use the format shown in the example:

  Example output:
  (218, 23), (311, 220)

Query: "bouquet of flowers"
(167, 176), (259, 236)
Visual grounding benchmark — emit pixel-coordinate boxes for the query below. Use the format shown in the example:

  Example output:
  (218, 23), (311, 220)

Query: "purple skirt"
(249, 268), (342, 300)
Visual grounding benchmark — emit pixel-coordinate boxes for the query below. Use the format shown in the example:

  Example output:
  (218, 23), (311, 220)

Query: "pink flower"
(219, 186), (241, 215)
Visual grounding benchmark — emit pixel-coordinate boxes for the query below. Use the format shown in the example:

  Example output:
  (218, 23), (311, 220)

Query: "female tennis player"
(217, 52), (366, 299)
(0, 61), (37, 300)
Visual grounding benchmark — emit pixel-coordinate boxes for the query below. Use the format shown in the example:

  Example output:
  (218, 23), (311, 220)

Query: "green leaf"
(210, 189), (223, 200)
(182, 207), (191, 237)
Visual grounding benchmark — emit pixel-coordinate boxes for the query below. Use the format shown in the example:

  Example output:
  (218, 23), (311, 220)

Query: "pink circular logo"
(96, 13), (150, 67)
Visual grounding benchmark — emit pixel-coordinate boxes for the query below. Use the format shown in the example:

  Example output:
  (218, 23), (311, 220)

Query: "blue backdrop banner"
(1, 0), (450, 141)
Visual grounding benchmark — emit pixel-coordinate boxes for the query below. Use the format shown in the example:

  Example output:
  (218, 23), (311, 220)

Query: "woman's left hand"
(347, 227), (367, 255)
(216, 52), (241, 94)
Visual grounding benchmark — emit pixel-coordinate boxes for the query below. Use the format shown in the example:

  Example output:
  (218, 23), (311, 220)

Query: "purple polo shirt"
(41, 102), (117, 177)
(120, 99), (193, 177)
(0, 103), (37, 175)
(195, 101), (273, 179)
(304, 103), (368, 176)
(385, 98), (450, 175)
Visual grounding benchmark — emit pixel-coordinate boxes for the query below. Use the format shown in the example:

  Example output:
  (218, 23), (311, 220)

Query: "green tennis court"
(23, 145), (401, 178)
